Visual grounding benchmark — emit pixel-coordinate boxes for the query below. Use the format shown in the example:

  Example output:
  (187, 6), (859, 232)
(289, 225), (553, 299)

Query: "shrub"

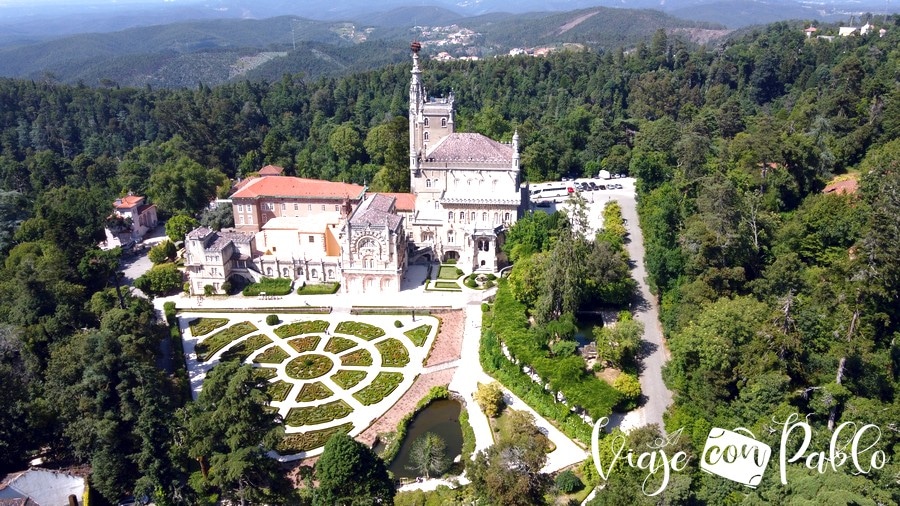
(444, 258), (457, 265)
(403, 324), (431, 347)
(266, 381), (292, 402)
(204, 284), (215, 296)
(613, 373), (642, 409)
(481, 303), (490, 312)
(455, 268), (463, 277)
(464, 278), (477, 288)
(474, 382), (504, 418)
(183, 282), (190, 293)
(484, 279), (495, 289)
(221, 280), (233, 294)
(486, 273), (497, 281)
(555, 470), (583, 494)
(148, 240), (176, 264)
(394, 320), (403, 328)
(134, 263), (182, 296)
(266, 314), (280, 325)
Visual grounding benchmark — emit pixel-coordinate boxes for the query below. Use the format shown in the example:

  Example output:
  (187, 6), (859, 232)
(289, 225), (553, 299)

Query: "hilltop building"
(183, 43), (524, 294)
(102, 194), (158, 249)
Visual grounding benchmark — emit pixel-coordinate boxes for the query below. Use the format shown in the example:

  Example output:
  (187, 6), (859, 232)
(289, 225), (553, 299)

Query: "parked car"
(614, 183), (623, 189)
(587, 182), (599, 190)
(598, 185), (607, 190)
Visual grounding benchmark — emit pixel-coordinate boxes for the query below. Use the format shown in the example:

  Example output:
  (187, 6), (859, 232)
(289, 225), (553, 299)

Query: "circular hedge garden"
(285, 354), (334, 380)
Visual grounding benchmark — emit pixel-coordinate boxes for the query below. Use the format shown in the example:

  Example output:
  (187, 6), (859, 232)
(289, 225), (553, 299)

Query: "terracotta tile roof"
(258, 164), (283, 176)
(823, 178), (858, 195)
(425, 133), (513, 163)
(231, 176), (366, 200)
(376, 193), (416, 212)
(113, 195), (144, 209)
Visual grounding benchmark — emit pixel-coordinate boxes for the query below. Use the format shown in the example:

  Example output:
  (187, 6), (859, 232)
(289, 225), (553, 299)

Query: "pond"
(378, 399), (463, 479)
(574, 313), (605, 346)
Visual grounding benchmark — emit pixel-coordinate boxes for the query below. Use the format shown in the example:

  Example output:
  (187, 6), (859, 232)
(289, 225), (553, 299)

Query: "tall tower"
(408, 42), (454, 190)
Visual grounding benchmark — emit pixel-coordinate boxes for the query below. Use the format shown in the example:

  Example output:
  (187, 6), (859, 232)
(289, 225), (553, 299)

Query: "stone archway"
(442, 251), (459, 262)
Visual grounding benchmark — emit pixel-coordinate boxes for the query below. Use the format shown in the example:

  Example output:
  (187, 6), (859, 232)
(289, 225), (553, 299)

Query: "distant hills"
(0, 6), (728, 88)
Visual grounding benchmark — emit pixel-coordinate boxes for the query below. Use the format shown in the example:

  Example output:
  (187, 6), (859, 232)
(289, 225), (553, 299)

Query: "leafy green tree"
(179, 361), (291, 504)
(407, 432), (448, 479)
(134, 263), (182, 295)
(594, 317), (644, 369)
(166, 214), (200, 242)
(507, 251), (549, 307)
(148, 240), (177, 264)
(474, 382), (505, 418)
(314, 433), (394, 506)
(148, 156), (227, 215)
(199, 204), (234, 231)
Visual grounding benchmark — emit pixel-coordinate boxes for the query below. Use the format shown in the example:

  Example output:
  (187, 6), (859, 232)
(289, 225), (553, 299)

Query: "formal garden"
(181, 313), (439, 457)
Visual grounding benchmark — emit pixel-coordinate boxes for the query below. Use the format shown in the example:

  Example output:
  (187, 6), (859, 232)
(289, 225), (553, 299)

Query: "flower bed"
(403, 324), (432, 347)
(353, 372), (404, 406)
(332, 369), (367, 390)
(288, 336), (321, 353)
(277, 422), (354, 453)
(335, 321), (385, 340)
(189, 317), (228, 336)
(267, 380), (292, 402)
(219, 334), (273, 363)
(285, 354), (334, 380)
(296, 381), (333, 402)
(285, 399), (353, 426)
(324, 336), (356, 354)
(297, 282), (341, 295)
(253, 346), (290, 364)
(340, 349), (373, 367)
(375, 338), (410, 367)
(275, 320), (329, 338)
(195, 321), (258, 361)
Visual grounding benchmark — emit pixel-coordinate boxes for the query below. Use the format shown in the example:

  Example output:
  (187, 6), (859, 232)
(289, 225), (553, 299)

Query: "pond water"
(574, 313), (605, 346)
(378, 399), (463, 479)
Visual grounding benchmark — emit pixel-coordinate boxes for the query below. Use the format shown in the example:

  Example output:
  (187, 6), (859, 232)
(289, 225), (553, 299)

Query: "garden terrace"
(324, 336), (356, 354)
(189, 317), (228, 336)
(253, 346), (290, 364)
(285, 354), (334, 380)
(296, 382), (333, 402)
(219, 334), (272, 363)
(267, 381), (292, 402)
(332, 369), (367, 390)
(288, 336), (321, 353)
(340, 349), (373, 367)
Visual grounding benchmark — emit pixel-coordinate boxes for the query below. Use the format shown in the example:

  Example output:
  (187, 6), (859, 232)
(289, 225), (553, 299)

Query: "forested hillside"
(0, 17), (898, 504)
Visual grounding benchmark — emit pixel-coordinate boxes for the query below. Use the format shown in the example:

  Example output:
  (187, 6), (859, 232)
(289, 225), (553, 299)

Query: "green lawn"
(403, 324), (432, 347)
(438, 265), (463, 280)
(431, 281), (462, 291)
(297, 282), (341, 295)
(242, 277), (292, 296)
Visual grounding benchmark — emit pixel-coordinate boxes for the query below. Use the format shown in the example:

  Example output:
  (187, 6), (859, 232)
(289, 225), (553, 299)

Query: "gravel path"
(425, 310), (465, 367)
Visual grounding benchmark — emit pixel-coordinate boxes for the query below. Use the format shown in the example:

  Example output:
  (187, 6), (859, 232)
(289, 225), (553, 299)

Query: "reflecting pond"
(379, 399), (463, 479)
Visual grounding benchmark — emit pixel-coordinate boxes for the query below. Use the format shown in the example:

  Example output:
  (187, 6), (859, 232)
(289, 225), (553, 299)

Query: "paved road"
(616, 188), (674, 432)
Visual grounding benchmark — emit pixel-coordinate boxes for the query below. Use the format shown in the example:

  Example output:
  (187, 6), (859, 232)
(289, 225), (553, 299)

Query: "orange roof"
(376, 192), (416, 212)
(258, 165), (283, 176)
(231, 176), (366, 200)
(823, 179), (858, 195)
(113, 195), (144, 209)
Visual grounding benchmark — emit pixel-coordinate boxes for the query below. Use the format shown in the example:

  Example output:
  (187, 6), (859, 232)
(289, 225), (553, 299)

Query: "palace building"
(183, 43), (524, 294)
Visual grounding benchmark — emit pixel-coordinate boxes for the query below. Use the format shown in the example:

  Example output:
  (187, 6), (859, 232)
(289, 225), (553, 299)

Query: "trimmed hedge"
(253, 367), (278, 380)
(242, 277), (292, 296)
(332, 369), (367, 390)
(353, 372), (404, 405)
(287, 335), (321, 353)
(340, 349), (373, 367)
(194, 321), (258, 362)
(375, 338), (410, 367)
(297, 282), (341, 295)
(220, 334), (272, 363)
(335, 321), (385, 340)
(274, 320), (329, 338)
(285, 400), (352, 426)
(253, 346), (290, 364)
(403, 324), (432, 347)
(285, 354), (333, 380)
(267, 380), (292, 402)
(324, 336), (356, 354)
(434, 281), (462, 290)
(276, 422), (354, 453)
(189, 317), (228, 336)
(296, 381), (333, 402)
(438, 265), (461, 280)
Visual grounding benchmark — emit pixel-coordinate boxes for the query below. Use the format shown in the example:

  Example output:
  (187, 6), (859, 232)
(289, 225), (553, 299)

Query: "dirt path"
(557, 10), (599, 35)
(425, 310), (464, 367)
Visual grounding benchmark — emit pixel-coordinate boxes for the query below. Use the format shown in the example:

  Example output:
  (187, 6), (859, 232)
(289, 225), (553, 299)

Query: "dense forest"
(0, 16), (898, 504)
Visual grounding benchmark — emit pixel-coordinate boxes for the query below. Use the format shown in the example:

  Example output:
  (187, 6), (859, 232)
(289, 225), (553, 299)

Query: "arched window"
(448, 211), (454, 222)
(504, 212), (511, 222)
(482, 212), (487, 222)
(424, 131), (429, 141)
(282, 267), (289, 277)
(494, 212), (499, 224)
(327, 269), (334, 279)
(266, 267), (272, 275)
(448, 231), (455, 244)
(441, 118), (447, 127)
(424, 117), (429, 127)
(470, 212), (475, 222)
(296, 267), (304, 276)
(426, 179), (432, 188)
(311, 269), (318, 278)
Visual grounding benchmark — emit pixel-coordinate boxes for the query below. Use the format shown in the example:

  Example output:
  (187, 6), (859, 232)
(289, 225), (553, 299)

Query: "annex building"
(183, 43), (524, 294)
